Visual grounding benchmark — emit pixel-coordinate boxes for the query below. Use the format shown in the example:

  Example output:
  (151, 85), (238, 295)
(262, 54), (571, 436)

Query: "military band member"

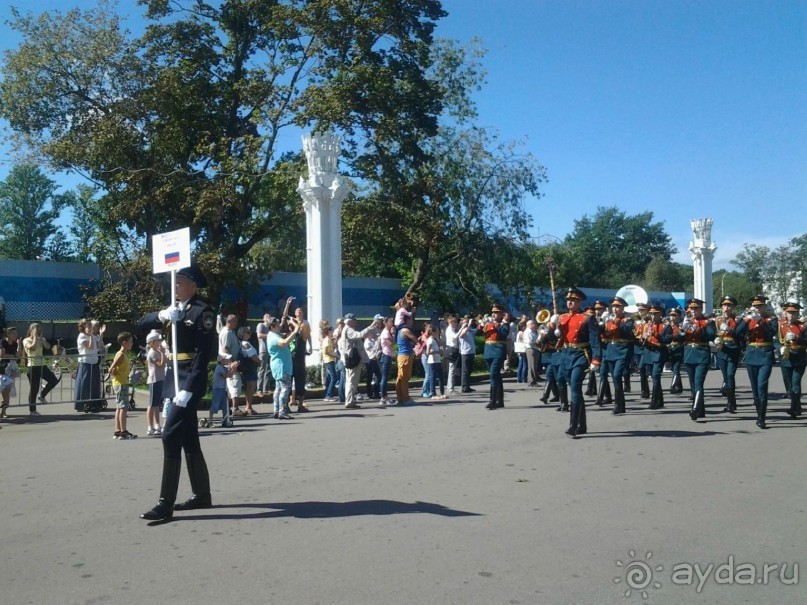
(633, 301), (651, 399)
(601, 296), (634, 415)
(713, 296), (742, 413)
(681, 298), (717, 421)
(584, 303), (601, 397)
(547, 287), (602, 439)
(593, 300), (612, 406)
(641, 302), (673, 409)
(778, 302), (805, 418)
(139, 265), (217, 522)
(667, 308), (685, 393)
(734, 294), (778, 429)
(482, 304), (510, 410)
(538, 329), (561, 405)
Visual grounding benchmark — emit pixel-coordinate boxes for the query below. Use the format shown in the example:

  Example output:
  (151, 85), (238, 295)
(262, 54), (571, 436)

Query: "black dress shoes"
(174, 493), (212, 511)
(141, 499), (173, 522)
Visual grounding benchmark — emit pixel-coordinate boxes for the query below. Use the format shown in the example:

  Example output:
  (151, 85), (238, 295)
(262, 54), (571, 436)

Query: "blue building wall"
(223, 272), (408, 320)
(1, 261), (693, 323)
(0, 260), (101, 321)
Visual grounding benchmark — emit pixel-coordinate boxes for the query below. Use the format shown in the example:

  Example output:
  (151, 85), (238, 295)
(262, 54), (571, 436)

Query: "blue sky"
(1, 0), (805, 270)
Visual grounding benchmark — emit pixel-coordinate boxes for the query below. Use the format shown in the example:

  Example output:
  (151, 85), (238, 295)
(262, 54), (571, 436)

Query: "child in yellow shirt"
(109, 332), (136, 440)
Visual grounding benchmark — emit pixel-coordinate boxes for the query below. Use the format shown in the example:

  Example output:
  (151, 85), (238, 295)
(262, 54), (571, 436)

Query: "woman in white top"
(514, 321), (528, 383)
(425, 324), (446, 399)
(74, 318), (102, 411)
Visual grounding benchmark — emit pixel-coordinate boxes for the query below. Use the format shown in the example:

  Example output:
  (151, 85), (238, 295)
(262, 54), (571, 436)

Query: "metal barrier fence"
(1, 352), (145, 411)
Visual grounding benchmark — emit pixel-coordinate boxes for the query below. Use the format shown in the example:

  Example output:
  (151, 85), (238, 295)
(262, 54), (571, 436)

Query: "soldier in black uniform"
(140, 265), (217, 522)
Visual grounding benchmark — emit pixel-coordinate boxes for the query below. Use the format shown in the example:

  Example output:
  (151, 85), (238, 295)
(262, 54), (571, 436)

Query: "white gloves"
(174, 390), (192, 408)
(786, 332), (796, 342)
(549, 314), (559, 325)
(158, 304), (184, 322)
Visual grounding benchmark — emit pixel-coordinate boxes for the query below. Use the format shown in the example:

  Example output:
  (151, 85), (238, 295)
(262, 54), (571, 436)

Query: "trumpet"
(742, 307), (761, 322)
(536, 309), (551, 324)
(681, 310), (695, 333)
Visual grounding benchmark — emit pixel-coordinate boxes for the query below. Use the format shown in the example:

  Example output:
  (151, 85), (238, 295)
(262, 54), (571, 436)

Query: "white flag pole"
(171, 270), (180, 397)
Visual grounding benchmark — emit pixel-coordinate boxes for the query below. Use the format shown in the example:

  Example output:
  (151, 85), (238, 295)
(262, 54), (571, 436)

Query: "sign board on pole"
(152, 227), (191, 274)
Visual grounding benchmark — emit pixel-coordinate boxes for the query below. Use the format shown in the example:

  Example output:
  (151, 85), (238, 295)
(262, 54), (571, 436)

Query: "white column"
(689, 218), (717, 315)
(298, 133), (348, 365)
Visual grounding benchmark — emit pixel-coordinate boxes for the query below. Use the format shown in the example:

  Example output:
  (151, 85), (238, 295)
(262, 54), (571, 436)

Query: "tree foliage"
(642, 257), (691, 292)
(712, 269), (757, 309)
(732, 238), (807, 306)
(344, 38), (546, 307)
(0, 0), (447, 295)
(0, 164), (68, 260)
(561, 206), (676, 288)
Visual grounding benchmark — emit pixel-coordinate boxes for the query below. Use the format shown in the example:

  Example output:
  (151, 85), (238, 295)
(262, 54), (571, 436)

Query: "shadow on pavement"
(582, 429), (726, 438)
(170, 499), (482, 521)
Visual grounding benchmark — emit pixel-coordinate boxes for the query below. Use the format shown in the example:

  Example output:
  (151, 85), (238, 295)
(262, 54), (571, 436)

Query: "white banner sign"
(152, 227), (191, 274)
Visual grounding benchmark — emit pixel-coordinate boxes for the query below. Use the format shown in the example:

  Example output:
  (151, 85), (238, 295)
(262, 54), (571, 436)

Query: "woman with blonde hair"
(21, 323), (60, 415)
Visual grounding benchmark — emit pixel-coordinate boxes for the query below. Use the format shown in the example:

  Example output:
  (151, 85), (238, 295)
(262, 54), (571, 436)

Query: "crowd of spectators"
(0, 295), (520, 425)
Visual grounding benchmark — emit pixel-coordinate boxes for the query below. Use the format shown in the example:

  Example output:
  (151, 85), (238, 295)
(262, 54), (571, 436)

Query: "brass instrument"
(714, 320), (729, 351)
(681, 309), (695, 333)
(779, 318), (793, 361)
(536, 309), (551, 324)
(742, 307), (761, 322)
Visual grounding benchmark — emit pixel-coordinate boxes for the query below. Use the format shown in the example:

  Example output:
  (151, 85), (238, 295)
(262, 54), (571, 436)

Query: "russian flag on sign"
(165, 251), (180, 264)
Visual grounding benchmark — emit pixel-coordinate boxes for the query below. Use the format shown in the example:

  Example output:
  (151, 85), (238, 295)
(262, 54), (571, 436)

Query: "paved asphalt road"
(1, 368), (805, 605)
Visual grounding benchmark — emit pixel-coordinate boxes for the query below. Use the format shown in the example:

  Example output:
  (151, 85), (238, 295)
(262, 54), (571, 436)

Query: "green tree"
(0, 164), (68, 260)
(712, 269), (757, 309)
(563, 207), (676, 288)
(0, 0), (447, 294)
(789, 233), (807, 305)
(642, 257), (691, 292)
(731, 244), (769, 291)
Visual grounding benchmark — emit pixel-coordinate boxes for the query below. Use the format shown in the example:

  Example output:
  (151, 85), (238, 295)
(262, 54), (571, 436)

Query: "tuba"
(536, 309), (551, 324)
(614, 284), (648, 314)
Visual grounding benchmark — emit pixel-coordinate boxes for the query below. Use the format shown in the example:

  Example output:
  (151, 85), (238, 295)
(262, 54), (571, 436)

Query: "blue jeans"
(337, 362), (346, 403)
(379, 354), (392, 398)
(324, 361), (337, 398)
(421, 354), (433, 397)
(517, 353), (528, 382)
(273, 374), (292, 413)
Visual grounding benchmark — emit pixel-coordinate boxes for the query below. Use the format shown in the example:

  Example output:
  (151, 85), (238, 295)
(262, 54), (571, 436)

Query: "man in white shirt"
(458, 316), (478, 393)
(444, 314), (461, 393)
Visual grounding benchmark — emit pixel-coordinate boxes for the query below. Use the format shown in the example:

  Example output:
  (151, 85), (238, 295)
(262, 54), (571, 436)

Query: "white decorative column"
(298, 133), (348, 365)
(689, 218), (717, 315)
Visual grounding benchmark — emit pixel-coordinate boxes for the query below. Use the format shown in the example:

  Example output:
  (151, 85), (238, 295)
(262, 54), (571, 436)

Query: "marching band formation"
(520, 287), (806, 439)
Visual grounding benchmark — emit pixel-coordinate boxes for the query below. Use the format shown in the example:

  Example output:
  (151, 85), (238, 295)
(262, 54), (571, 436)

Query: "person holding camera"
(458, 315), (478, 393)
(340, 313), (382, 409)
